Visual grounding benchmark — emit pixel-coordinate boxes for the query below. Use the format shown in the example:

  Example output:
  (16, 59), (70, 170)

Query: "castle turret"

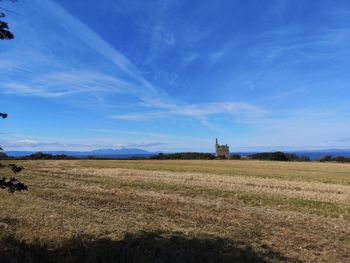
(215, 138), (230, 159)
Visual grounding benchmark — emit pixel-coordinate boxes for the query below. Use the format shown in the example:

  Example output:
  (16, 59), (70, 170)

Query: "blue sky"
(1, 0), (350, 152)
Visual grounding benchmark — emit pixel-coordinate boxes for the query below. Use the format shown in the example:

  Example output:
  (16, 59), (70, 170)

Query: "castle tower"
(215, 138), (229, 159)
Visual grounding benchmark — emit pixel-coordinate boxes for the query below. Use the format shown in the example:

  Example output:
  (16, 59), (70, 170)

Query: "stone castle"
(215, 138), (229, 159)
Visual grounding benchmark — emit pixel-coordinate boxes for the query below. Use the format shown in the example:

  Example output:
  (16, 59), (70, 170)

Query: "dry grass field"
(0, 160), (349, 262)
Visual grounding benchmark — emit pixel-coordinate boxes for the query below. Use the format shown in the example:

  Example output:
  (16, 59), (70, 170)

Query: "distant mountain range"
(4, 148), (350, 160)
(5, 148), (157, 158)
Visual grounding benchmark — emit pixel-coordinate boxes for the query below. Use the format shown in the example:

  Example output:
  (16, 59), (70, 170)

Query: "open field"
(0, 160), (349, 262)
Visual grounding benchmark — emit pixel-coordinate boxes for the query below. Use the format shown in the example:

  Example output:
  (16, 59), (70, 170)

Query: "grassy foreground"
(0, 160), (349, 262)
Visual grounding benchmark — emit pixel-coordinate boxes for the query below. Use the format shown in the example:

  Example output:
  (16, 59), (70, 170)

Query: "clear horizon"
(1, 0), (350, 152)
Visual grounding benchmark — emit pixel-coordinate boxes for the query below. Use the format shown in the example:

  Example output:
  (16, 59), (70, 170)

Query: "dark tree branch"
(0, 111), (27, 193)
(0, 0), (16, 39)
(0, 1), (27, 193)
(0, 20), (13, 39)
(0, 113), (8, 119)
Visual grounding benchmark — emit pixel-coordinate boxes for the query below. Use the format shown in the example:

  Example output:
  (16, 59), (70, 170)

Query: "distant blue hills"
(4, 148), (350, 160)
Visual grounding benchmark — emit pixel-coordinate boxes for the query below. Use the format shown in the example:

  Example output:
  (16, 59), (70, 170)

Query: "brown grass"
(0, 160), (349, 262)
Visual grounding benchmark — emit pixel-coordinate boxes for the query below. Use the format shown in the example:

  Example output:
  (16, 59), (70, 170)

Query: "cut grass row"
(28, 169), (349, 220)
(20, 159), (350, 185)
(1, 160), (349, 262)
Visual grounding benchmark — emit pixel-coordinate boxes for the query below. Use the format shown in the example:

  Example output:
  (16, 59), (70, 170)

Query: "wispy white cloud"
(229, 105), (350, 150)
(1, 0), (172, 105)
(1, 0), (349, 152)
(0, 138), (163, 150)
(88, 128), (211, 145)
(1, 132), (212, 152)
(208, 43), (233, 63)
(3, 126), (211, 153)
(170, 102), (262, 117)
(2, 83), (74, 98)
(112, 102), (264, 125)
(1, 0), (264, 130)
(247, 27), (350, 68)
(36, 0), (150, 89)
(2, 70), (136, 98)
(182, 52), (200, 63)
(142, 0), (176, 65)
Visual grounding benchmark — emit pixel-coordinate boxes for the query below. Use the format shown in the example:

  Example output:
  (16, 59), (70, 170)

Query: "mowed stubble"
(0, 160), (349, 262)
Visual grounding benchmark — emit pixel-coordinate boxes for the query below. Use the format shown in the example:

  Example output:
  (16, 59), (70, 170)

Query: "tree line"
(2, 151), (349, 163)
